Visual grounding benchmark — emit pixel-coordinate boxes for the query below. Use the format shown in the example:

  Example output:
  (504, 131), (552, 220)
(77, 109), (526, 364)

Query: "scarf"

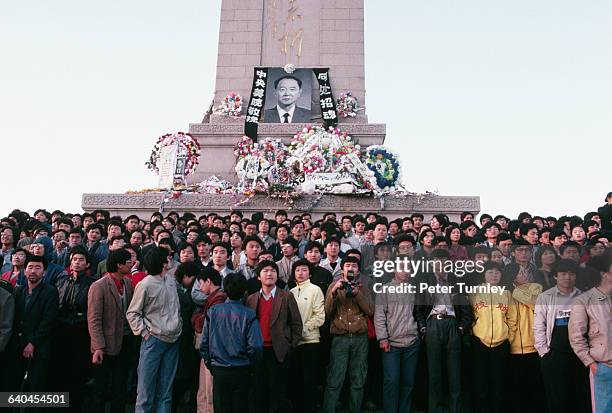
(108, 273), (124, 295)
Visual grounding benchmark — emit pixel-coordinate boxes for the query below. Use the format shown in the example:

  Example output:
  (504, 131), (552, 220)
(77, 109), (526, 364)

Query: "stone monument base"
(81, 192), (480, 221)
(188, 122), (388, 185)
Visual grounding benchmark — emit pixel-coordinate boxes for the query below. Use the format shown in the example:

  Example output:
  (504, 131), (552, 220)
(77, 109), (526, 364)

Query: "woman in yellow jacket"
(503, 243), (546, 413)
(470, 262), (515, 413)
(289, 259), (325, 413)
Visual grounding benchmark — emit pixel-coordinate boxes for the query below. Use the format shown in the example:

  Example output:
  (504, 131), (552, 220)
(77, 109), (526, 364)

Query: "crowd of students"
(0, 193), (611, 413)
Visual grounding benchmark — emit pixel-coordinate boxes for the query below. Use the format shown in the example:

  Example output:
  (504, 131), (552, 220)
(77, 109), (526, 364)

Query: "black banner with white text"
(313, 68), (338, 128)
(244, 67), (269, 142)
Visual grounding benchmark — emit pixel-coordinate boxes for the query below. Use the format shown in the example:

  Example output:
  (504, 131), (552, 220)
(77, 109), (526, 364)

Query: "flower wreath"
(336, 91), (363, 118)
(198, 175), (232, 194)
(365, 145), (401, 190)
(286, 125), (377, 191)
(302, 152), (327, 174)
(215, 92), (243, 117)
(233, 135), (254, 158)
(146, 132), (201, 176)
(235, 155), (270, 183)
(257, 137), (286, 165)
(287, 126), (360, 165)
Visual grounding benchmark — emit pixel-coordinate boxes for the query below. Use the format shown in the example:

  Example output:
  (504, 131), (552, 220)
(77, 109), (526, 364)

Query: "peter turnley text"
(372, 282), (507, 295)
(372, 257), (486, 278)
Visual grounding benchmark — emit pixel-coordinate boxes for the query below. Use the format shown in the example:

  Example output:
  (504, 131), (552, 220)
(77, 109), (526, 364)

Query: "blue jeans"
(381, 340), (420, 413)
(135, 335), (179, 413)
(593, 362), (611, 413)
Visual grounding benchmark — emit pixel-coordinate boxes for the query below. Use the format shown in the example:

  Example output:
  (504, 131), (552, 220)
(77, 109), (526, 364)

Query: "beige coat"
(569, 287), (612, 367)
(126, 273), (182, 343)
(87, 275), (134, 355)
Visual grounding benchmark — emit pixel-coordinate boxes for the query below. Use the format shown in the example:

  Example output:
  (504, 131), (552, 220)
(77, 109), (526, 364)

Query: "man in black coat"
(7, 255), (59, 391)
(0, 279), (15, 390)
(52, 248), (95, 411)
(415, 249), (473, 413)
(173, 262), (199, 413)
(598, 191), (612, 234)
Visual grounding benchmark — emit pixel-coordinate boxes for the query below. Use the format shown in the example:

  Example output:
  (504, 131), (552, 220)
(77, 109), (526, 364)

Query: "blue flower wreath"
(365, 146), (401, 190)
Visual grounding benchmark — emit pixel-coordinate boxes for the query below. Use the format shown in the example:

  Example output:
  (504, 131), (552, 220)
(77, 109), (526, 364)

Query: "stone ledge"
(82, 193), (480, 221)
(189, 122), (385, 136)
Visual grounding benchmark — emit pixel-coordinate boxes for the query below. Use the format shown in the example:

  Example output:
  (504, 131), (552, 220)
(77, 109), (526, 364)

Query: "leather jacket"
(56, 272), (94, 327)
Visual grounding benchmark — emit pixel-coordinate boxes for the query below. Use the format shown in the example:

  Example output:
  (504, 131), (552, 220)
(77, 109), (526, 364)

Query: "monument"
(82, 0), (480, 220)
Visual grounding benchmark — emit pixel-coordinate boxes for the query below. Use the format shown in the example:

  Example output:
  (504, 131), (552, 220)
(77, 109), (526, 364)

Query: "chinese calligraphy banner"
(313, 68), (338, 128)
(244, 67), (269, 142)
(158, 144), (179, 189)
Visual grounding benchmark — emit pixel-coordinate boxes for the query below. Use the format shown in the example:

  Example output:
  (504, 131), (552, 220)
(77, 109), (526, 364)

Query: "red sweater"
(127, 271), (147, 287)
(258, 295), (274, 347)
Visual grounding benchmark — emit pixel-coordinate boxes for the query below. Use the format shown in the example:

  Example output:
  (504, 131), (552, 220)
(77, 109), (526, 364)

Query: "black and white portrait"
(263, 68), (312, 123)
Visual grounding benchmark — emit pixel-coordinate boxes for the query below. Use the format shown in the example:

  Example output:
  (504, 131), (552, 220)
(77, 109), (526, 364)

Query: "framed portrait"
(262, 68), (312, 123)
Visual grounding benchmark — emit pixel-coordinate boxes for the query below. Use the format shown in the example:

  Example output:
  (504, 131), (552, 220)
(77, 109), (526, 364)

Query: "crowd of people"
(0, 192), (611, 413)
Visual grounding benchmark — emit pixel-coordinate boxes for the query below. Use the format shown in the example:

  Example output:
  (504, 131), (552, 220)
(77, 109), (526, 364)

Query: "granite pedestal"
(81, 192), (480, 222)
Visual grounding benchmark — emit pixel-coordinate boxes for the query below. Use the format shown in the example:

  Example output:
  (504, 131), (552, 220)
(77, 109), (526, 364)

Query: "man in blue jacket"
(200, 272), (263, 413)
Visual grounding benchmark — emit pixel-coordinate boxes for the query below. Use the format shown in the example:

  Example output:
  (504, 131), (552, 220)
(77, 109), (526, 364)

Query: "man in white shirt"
(211, 242), (232, 281)
(276, 238), (299, 284)
(320, 237), (343, 279)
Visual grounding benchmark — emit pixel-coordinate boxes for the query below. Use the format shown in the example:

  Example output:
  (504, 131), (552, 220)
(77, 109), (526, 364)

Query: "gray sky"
(1, 0), (610, 219)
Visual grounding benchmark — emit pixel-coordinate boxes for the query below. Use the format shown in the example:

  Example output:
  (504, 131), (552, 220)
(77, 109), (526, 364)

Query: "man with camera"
(322, 256), (374, 413)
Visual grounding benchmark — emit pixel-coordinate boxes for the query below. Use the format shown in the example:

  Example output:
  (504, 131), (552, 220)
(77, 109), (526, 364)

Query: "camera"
(347, 271), (355, 282)
(342, 271), (357, 297)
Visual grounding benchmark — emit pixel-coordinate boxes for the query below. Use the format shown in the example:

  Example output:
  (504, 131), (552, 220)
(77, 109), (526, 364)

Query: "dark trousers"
(8, 354), (50, 392)
(541, 349), (591, 413)
(127, 335), (141, 396)
(505, 353), (546, 413)
(471, 337), (508, 413)
(51, 324), (91, 412)
(5, 353), (50, 413)
(212, 366), (251, 413)
(172, 376), (198, 413)
(364, 338), (383, 407)
(322, 334), (369, 413)
(381, 340), (420, 413)
(290, 343), (320, 413)
(318, 325), (331, 388)
(425, 318), (462, 413)
(411, 342), (429, 412)
(250, 347), (290, 413)
(91, 335), (134, 413)
(172, 344), (199, 413)
(0, 351), (8, 391)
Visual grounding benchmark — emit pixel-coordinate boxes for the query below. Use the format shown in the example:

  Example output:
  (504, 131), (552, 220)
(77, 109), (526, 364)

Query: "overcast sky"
(1, 0), (610, 219)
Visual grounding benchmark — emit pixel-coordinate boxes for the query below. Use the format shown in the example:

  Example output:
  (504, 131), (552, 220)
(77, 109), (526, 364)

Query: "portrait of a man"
(263, 69), (312, 123)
